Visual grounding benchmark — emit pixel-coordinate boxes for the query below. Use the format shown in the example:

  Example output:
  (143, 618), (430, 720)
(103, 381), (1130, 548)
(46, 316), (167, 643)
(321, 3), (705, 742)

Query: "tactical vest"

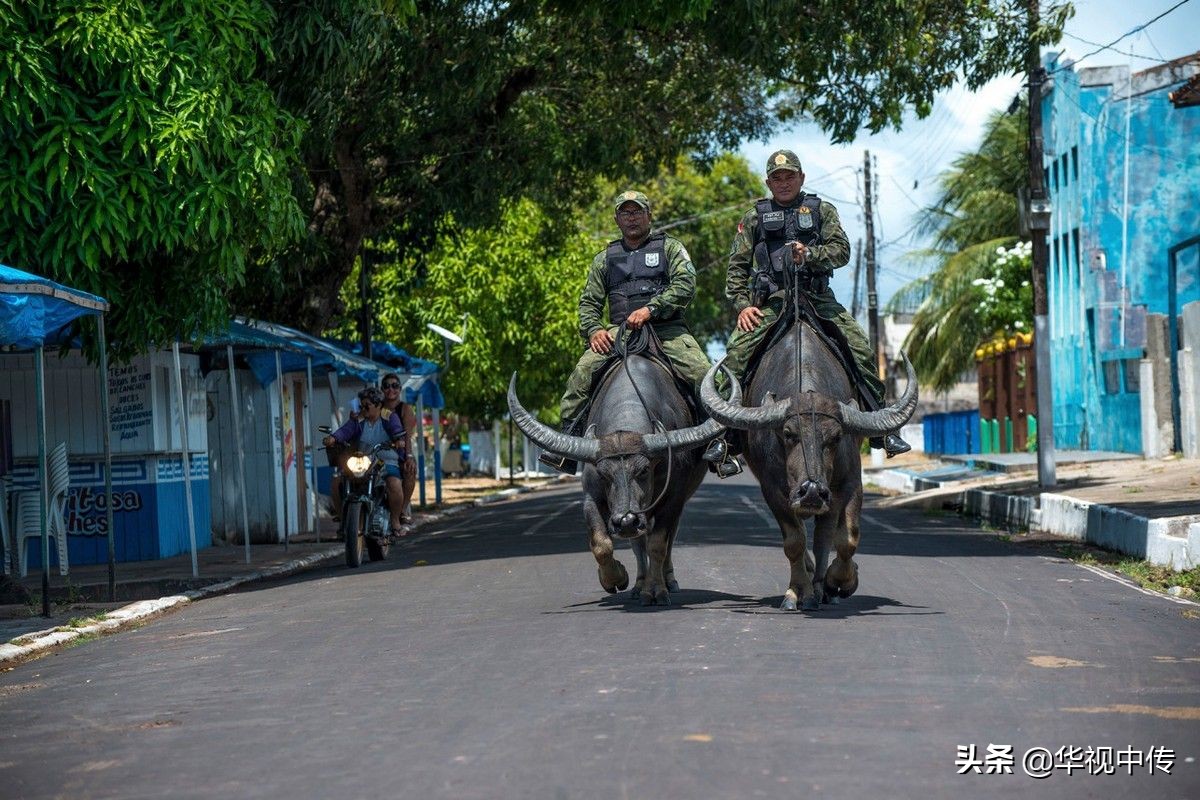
(753, 195), (823, 272)
(605, 233), (677, 326)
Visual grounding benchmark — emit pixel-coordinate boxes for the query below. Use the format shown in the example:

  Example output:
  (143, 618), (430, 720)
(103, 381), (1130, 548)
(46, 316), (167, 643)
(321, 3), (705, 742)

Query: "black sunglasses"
(383, 382), (401, 389)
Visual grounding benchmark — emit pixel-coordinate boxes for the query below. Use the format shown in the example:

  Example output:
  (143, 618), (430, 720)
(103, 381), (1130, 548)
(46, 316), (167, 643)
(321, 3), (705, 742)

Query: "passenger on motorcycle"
(323, 387), (409, 538)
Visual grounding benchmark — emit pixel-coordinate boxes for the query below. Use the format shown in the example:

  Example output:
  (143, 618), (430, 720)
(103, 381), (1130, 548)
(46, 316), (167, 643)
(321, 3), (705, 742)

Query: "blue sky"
(737, 0), (1199, 319)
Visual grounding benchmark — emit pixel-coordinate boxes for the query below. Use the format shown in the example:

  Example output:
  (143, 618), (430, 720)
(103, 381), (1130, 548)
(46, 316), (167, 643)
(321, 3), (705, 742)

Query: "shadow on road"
(545, 587), (943, 618)
(230, 478), (1066, 599)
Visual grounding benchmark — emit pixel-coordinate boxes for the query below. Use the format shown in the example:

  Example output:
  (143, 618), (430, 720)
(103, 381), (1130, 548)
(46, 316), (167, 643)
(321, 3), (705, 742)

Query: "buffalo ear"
(585, 424), (597, 439)
(764, 392), (779, 404)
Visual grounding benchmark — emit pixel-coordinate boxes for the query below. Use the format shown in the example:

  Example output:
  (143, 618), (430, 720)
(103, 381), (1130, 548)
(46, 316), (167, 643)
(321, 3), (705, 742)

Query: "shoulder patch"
(678, 246), (691, 263)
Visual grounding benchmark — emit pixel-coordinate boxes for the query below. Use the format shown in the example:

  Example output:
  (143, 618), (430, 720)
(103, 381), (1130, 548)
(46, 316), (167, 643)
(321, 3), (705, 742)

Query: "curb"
(0, 546), (343, 666)
(1, 477), (576, 666)
(868, 466), (1200, 570)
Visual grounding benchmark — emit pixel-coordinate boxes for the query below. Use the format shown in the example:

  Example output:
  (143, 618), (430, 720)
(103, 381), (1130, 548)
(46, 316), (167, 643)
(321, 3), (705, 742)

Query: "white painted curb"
(2, 478), (574, 665)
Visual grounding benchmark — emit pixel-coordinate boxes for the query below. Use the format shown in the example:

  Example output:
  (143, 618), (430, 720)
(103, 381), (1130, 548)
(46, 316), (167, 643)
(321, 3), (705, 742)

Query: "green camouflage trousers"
(560, 324), (712, 422)
(722, 293), (885, 405)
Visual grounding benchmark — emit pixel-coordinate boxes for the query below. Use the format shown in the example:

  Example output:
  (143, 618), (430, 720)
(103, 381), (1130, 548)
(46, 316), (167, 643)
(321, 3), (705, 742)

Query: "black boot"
(702, 436), (743, 477)
(537, 417), (581, 475)
(868, 433), (912, 458)
(702, 438), (727, 463)
(857, 381), (911, 459)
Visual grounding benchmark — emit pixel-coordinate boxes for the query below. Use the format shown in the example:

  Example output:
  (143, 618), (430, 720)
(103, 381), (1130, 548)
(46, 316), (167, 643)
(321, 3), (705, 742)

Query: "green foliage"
(340, 154), (761, 420)
(244, 0), (1067, 335)
(891, 106), (1035, 391)
(340, 198), (601, 421)
(0, 0), (304, 356)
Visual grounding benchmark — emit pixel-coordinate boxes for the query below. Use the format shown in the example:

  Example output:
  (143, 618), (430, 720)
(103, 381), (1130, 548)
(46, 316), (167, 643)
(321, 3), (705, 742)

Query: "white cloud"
(735, 0), (1200, 320)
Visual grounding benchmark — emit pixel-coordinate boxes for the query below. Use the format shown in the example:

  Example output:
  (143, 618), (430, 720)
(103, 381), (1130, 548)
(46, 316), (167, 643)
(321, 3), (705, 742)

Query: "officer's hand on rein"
(790, 241), (809, 265)
(589, 329), (614, 354)
(737, 306), (764, 332)
(625, 307), (651, 330)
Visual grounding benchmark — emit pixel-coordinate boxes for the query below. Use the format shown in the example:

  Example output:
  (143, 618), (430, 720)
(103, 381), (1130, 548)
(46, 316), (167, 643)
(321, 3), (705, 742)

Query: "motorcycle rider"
(323, 387), (409, 538)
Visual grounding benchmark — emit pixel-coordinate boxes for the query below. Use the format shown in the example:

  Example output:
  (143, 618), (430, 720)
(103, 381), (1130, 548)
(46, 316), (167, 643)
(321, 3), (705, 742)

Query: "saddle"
(577, 324), (703, 428)
(741, 290), (872, 406)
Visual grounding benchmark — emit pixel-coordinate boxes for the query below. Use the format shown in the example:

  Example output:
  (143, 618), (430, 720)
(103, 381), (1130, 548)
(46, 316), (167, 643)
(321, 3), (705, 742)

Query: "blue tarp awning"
(0, 264), (108, 348)
(237, 319), (386, 386)
(332, 338), (444, 409)
(199, 321), (338, 387)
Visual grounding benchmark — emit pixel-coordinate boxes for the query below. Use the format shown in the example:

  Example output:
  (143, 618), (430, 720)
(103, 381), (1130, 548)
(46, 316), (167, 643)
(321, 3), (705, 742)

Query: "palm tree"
(890, 105), (1030, 392)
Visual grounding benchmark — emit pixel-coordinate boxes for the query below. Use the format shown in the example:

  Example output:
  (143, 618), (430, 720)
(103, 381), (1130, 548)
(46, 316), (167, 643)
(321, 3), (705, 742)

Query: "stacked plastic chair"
(18, 442), (70, 577)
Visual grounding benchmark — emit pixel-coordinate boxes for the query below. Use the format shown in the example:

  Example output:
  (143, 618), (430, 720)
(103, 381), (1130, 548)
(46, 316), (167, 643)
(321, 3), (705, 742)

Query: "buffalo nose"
(797, 480), (830, 506)
(611, 512), (637, 532)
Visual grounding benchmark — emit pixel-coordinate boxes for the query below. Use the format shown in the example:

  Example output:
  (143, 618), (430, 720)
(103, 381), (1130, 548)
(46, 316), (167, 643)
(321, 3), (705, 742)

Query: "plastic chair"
(17, 442), (70, 577)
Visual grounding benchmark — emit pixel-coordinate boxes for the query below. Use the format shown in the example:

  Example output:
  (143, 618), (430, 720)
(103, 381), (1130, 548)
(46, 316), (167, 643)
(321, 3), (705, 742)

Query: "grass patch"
(1055, 544), (1200, 598)
(51, 612), (110, 633)
(64, 632), (101, 648)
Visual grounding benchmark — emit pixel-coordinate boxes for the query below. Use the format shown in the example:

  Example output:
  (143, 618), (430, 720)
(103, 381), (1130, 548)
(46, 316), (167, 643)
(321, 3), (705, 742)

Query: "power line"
(1049, 0), (1195, 74)
(1060, 31), (1174, 64)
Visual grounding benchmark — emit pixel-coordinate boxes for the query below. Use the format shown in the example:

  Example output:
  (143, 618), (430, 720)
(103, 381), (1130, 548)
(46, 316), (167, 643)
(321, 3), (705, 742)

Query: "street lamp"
(423, 317), (466, 505)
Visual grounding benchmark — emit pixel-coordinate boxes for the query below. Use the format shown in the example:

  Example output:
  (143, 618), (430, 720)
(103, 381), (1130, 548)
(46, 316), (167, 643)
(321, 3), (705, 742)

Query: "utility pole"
(851, 238), (863, 319)
(863, 151), (881, 379)
(1027, 0), (1056, 488)
(358, 244), (373, 360)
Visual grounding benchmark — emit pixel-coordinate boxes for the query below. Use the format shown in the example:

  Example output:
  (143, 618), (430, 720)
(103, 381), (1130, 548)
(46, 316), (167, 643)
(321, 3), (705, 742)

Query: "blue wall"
(923, 411), (981, 455)
(1042, 55), (1200, 452)
(18, 453), (212, 570)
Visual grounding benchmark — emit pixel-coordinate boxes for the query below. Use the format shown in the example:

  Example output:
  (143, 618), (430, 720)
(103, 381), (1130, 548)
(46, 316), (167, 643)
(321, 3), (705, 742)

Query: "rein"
(783, 246), (836, 484)
(612, 321), (673, 516)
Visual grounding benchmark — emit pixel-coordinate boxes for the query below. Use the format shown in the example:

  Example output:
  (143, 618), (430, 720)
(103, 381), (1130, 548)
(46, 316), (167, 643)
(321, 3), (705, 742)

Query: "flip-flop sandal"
(389, 526), (408, 539)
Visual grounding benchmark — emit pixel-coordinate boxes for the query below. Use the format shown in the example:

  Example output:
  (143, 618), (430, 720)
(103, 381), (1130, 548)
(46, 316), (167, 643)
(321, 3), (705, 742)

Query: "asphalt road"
(1, 472), (1198, 799)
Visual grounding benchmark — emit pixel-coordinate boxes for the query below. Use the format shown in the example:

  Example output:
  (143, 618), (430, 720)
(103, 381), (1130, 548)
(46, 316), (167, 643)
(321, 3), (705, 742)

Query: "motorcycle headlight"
(345, 454), (372, 478)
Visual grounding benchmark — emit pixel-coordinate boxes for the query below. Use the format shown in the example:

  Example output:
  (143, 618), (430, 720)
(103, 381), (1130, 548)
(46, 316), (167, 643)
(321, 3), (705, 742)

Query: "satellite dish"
(427, 322), (463, 344)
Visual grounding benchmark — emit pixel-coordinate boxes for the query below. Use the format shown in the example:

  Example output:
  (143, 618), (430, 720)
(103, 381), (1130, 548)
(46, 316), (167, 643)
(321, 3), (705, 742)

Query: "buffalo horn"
(699, 358), (790, 430)
(507, 373), (601, 463)
(838, 353), (920, 436)
(642, 377), (742, 455)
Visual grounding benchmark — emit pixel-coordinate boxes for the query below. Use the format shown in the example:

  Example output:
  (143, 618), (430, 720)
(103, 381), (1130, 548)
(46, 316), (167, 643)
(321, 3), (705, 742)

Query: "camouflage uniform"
(560, 234), (712, 421)
(722, 191), (885, 405)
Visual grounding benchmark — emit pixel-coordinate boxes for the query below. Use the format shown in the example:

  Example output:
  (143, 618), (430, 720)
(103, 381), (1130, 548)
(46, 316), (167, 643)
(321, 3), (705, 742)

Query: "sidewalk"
(1, 475), (574, 664)
(866, 451), (1200, 570)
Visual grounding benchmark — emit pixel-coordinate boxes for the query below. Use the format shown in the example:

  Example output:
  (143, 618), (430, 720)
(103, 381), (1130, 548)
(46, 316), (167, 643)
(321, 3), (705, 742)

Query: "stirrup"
(714, 455), (743, 478)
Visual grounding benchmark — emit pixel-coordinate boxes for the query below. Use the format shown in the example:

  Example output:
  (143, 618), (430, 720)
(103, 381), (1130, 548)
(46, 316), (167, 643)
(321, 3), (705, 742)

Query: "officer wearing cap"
(718, 149), (911, 457)
(540, 190), (740, 475)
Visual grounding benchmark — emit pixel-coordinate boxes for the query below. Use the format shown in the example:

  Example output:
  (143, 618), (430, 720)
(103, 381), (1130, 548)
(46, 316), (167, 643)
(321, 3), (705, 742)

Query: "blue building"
(1041, 51), (1200, 454)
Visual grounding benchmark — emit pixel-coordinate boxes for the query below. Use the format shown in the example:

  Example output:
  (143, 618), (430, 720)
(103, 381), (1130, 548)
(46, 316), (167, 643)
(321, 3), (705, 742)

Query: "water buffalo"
(508, 357), (738, 606)
(700, 321), (917, 611)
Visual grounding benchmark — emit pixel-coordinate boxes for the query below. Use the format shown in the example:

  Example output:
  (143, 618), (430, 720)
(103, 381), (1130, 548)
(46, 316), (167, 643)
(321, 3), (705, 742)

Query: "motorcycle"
(320, 426), (391, 567)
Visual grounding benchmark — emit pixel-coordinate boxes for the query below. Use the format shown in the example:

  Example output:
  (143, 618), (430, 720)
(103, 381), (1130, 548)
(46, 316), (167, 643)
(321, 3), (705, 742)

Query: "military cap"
(766, 150), (802, 175)
(614, 190), (651, 212)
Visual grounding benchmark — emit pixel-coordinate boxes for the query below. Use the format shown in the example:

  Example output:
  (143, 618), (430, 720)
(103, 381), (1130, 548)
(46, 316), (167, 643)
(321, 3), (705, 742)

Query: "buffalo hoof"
(639, 592), (655, 607)
(801, 594), (820, 611)
(666, 576), (680, 592)
(655, 588), (671, 607)
(780, 594), (798, 612)
(598, 562), (629, 594)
